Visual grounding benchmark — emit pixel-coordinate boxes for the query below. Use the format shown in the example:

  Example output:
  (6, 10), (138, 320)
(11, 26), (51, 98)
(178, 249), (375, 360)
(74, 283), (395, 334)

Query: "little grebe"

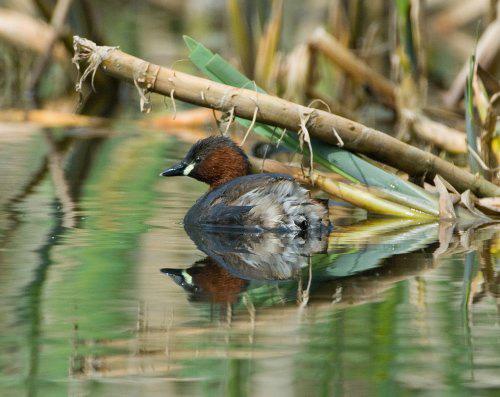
(161, 136), (329, 232)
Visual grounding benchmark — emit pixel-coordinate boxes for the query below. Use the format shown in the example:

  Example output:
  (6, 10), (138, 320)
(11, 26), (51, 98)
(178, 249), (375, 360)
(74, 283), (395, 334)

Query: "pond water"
(0, 129), (498, 397)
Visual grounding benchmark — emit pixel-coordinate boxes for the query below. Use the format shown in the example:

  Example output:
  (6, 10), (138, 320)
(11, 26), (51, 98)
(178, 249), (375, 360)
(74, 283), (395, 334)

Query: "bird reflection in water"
(162, 257), (248, 304)
(161, 220), (445, 312)
(161, 225), (328, 304)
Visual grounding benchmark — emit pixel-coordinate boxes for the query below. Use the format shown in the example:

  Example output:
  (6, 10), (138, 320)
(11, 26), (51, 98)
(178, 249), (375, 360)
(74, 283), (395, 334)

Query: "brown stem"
(309, 27), (397, 107)
(26, 0), (75, 107)
(308, 26), (470, 154)
(73, 37), (500, 198)
(444, 17), (500, 107)
(405, 110), (467, 154)
(0, 9), (69, 62)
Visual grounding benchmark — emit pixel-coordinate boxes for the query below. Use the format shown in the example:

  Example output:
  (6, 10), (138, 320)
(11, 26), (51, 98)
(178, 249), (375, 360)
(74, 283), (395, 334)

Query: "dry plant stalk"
(146, 108), (214, 129)
(404, 110), (467, 153)
(0, 8), (69, 63)
(72, 36), (500, 198)
(0, 109), (106, 128)
(431, 0), (489, 34)
(27, 0), (75, 103)
(254, 0), (283, 90)
(309, 27), (467, 153)
(309, 27), (397, 107)
(283, 44), (311, 102)
(249, 156), (434, 219)
(445, 15), (500, 107)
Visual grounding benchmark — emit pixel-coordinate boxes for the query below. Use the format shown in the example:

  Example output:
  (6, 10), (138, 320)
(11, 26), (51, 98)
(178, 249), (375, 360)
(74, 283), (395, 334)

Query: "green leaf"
(183, 35), (199, 52)
(395, 0), (410, 17)
(465, 55), (482, 175)
(184, 35), (438, 216)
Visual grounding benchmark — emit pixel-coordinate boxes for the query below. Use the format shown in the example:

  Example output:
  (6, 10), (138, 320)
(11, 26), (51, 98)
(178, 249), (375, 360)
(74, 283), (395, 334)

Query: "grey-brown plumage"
(185, 173), (329, 232)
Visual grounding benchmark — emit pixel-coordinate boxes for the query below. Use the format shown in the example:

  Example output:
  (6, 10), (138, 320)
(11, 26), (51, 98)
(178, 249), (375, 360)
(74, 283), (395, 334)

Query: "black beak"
(160, 268), (183, 276)
(160, 268), (198, 293)
(160, 268), (185, 288)
(160, 161), (186, 177)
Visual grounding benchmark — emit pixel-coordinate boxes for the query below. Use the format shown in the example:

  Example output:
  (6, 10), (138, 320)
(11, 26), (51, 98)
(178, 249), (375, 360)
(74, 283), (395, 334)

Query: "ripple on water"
(0, 133), (498, 396)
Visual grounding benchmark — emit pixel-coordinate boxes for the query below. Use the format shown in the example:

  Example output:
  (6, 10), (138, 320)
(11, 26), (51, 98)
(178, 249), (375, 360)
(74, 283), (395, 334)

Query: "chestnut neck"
(196, 146), (250, 189)
(192, 258), (247, 303)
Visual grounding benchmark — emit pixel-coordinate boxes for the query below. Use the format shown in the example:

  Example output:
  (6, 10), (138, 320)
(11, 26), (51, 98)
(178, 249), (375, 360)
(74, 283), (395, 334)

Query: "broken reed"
(72, 37), (500, 199)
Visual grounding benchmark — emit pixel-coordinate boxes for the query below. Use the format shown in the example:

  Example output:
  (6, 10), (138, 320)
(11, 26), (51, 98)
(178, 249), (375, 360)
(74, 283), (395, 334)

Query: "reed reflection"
(162, 220), (444, 306)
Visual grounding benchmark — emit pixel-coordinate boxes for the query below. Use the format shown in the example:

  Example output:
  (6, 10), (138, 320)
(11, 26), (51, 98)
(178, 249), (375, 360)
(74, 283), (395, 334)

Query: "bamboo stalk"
(73, 36), (500, 198)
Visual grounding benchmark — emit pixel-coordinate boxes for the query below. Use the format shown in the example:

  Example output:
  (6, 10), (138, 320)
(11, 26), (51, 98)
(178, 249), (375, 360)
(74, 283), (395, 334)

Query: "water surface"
(0, 129), (498, 396)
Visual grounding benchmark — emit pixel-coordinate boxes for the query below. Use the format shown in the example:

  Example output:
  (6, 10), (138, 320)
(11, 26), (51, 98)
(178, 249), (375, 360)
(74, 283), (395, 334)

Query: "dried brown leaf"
(434, 175), (457, 220)
(477, 197), (500, 215)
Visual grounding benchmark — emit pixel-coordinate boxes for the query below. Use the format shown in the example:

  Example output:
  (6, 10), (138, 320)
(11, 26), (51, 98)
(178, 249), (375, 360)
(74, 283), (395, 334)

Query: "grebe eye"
(195, 156), (201, 163)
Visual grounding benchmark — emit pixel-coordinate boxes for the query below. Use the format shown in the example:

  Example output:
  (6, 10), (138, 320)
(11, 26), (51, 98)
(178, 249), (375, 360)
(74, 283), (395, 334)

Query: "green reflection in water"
(1, 134), (171, 396)
(0, 133), (498, 397)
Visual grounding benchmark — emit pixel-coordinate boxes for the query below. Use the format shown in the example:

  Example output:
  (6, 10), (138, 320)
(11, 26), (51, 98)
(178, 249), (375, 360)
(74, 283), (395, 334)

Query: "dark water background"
(0, 130), (498, 397)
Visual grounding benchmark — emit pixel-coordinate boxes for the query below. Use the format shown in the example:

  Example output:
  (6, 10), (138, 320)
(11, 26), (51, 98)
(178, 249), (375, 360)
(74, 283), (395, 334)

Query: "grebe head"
(161, 136), (250, 188)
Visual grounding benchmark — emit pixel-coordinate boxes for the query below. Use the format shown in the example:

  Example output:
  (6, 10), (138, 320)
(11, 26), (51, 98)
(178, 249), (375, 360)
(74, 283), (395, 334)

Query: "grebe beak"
(160, 267), (183, 276)
(160, 161), (189, 177)
(160, 268), (196, 291)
